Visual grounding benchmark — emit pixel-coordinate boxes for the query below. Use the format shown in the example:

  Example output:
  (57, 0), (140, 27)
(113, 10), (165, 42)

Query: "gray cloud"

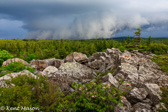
(0, 0), (168, 39)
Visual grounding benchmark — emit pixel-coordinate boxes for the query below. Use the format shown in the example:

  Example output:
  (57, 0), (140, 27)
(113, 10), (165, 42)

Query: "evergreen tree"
(147, 35), (151, 46)
(133, 28), (142, 45)
(126, 35), (131, 44)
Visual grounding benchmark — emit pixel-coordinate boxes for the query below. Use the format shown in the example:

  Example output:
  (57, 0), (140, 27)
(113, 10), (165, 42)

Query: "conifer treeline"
(0, 38), (168, 62)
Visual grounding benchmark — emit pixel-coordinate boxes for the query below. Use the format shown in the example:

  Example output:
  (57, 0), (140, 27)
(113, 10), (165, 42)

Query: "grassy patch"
(152, 55), (168, 73)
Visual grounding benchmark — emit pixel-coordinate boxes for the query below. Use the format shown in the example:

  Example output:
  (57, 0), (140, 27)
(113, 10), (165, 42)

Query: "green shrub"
(0, 75), (65, 112)
(66, 82), (121, 112)
(159, 87), (168, 112)
(4, 62), (26, 72)
(0, 62), (36, 77)
(0, 50), (13, 66)
(149, 43), (168, 54)
(118, 46), (125, 52)
(152, 55), (168, 73)
(24, 54), (37, 62)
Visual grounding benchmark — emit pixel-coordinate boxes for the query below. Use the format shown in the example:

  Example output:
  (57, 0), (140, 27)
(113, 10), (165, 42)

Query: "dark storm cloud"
(0, 0), (168, 39)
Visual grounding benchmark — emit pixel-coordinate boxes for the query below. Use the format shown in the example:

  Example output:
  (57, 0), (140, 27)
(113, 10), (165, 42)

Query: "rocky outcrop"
(64, 52), (88, 63)
(0, 70), (36, 87)
(2, 58), (29, 66)
(30, 58), (63, 70)
(1, 48), (168, 111)
(37, 48), (168, 111)
(108, 48), (168, 111)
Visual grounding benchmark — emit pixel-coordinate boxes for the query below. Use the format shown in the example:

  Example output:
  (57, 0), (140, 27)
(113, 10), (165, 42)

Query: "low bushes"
(0, 75), (65, 112)
(152, 55), (168, 73)
(0, 75), (122, 112)
(66, 82), (121, 112)
(159, 87), (168, 112)
(0, 50), (13, 66)
(0, 62), (35, 77)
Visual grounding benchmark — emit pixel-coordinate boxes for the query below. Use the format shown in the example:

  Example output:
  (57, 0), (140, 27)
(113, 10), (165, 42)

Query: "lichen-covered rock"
(145, 83), (162, 105)
(87, 60), (105, 70)
(87, 51), (118, 73)
(64, 52), (88, 63)
(2, 58), (29, 66)
(117, 63), (139, 85)
(138, 65), (160, 83)
(133, 103), (152, 112)
(101, 73), (119, 88)
(106, 48), (122, 55)
(127, 87), (148, 104)
(42, 62), (96, 94)
(58, 62), (96, 80)
(114, 98), (133, 112)
(30, 58), (63, 70)
(39, 66), (58, 77)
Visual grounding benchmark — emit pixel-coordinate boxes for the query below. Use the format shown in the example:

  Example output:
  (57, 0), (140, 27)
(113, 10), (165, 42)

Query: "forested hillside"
(0, 38), (168, 62)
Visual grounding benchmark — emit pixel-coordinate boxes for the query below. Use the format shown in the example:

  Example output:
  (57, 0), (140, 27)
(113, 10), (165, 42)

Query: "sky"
(0, 0), (168, 39)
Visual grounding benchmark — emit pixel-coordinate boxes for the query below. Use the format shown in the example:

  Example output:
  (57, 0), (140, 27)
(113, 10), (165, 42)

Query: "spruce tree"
(147, 35), (151, 46)
(133, 28), (142, 45)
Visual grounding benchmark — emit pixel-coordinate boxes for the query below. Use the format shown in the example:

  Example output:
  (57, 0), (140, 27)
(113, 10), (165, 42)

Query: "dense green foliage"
(0, 50), (13, 66)
(4, 62), (26, 72)
(66, 82), (121, 112)
(0, 75), (122, 111)
(0, 75), (65, 112)
(152, 55), (168, 73)
(0, 38), (167, 62)
(0, 62), (35, 77)
(159, 87), (168, 112)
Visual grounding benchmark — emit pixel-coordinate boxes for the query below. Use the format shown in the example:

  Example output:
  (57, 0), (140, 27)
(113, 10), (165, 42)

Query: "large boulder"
(64, 52), (88, 63)
(39, 66), (58, 77)
(116, 63), (139, 85)
(30, 58), (63, 71)
(127, 87), (148, 104)
(145, 83), (162, 105)
(41, 62), (96, 94)
(2, 58), (29, 66)
(138, 65), (160, 83)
